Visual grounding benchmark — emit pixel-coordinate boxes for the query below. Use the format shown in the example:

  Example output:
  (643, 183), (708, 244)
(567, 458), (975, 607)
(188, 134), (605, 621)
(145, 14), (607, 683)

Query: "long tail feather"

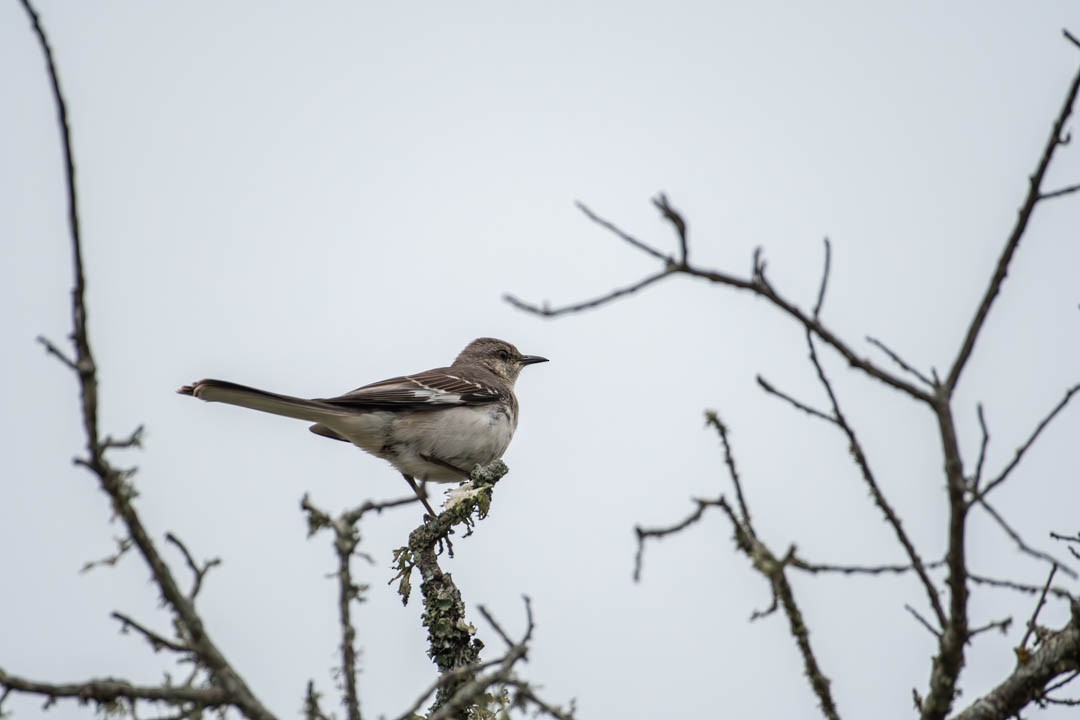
(178, 379), (349, 424)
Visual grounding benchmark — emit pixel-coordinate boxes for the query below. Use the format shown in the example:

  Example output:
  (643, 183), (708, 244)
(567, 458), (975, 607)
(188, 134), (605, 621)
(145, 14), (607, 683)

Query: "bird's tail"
(178, 379), (349, 424)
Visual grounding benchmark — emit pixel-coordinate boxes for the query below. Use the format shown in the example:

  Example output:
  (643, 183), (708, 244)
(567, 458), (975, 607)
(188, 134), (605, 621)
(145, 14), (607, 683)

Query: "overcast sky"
(4, 2), (1080, 719)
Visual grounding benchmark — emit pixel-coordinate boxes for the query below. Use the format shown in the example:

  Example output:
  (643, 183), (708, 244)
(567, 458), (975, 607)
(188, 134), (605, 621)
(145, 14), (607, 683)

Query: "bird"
(178, 338), (547, 516)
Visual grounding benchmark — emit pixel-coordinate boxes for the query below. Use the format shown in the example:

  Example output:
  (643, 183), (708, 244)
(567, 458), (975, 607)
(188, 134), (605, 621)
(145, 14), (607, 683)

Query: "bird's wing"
(319, 367), (501, 409)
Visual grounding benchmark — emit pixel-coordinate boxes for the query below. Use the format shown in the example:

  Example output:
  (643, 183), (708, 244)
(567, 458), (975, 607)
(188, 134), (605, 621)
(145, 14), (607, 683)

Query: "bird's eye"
(498, 349), (510, 362)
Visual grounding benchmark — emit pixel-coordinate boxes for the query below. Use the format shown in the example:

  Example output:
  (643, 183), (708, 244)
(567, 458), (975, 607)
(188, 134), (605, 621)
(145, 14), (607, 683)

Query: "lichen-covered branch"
(10, 3), (274, 718)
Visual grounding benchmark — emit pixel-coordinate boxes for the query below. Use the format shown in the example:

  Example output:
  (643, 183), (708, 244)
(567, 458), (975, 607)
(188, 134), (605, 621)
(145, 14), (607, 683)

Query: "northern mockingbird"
(178, 337), (547, 516)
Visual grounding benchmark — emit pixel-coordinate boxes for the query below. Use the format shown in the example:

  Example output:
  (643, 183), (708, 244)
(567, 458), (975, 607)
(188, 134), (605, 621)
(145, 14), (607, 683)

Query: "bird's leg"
(402, 473), (438, 518)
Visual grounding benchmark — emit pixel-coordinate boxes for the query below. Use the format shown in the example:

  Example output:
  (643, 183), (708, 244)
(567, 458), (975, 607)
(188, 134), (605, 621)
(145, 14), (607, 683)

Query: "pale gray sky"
(3, 2), (1080, 718)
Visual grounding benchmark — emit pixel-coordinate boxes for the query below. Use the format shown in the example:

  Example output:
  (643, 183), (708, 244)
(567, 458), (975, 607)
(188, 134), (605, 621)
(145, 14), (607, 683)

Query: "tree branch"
(944, 63), (1080, 394)
(0, 668), (228, 712)
(16, 3), (275, 717)
(951, 602), (1080, 720)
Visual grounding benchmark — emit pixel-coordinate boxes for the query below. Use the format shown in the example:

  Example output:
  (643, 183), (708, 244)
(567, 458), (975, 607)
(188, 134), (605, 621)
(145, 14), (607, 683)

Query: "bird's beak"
(519, 355), (549, 366)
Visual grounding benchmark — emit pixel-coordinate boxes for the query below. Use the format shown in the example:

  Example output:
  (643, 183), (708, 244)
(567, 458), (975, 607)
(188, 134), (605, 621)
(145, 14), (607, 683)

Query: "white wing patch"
(406, 375), (465, 404)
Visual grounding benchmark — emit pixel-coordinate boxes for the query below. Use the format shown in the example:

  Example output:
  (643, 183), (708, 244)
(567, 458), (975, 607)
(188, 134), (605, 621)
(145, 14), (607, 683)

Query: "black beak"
(520, 355), (549, 366)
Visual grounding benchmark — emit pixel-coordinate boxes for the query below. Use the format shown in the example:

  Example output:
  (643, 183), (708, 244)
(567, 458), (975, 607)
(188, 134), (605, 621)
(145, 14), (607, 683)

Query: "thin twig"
(756, 376), (834, 423)
(633, 498), (714, 582)
(906, 604), (943, 638)
(576, 200), (673, 262)
(944, 64), (1080, 394)
(971, 404), (990, 493)
(806, 332), (946, 628)
(791, 557), (946, 576)
(714, 499), (842, 720)
(1019, 565), (1058, 655)
(17, 2), (275, 716)
(704, 412), (754, 536)
(975, 383), (1080, 501)
(974, 498), (1076, 577)
(111, 612), (189, 654)
(504, 269), (674, 317)
(813, 237), (831, 319)
(865, 336), (934, 388)
(1039, 181), (1080, 200)
(652, 193), (688, 263)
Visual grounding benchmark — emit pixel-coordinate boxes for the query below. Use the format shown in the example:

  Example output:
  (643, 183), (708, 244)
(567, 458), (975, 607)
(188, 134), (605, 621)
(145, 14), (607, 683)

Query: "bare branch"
(906, 604), (943, 638)
(1039, 180), (1080, 200)
(36, 334), (76, 370)
(976, 382), (1080, 501)
(968, 571), (1075, 600)
(952, 601), (1080, 720)
(756, 375), (834, 423)
(714, 499), (842, 720)
(791, 556), (946, 576)
(704, 412), (755, 537)
(969, 617), (1013, 639)
(945, 64), (1080, 393)
(0, 668), (227, 710)
(16, 3), (275, 716)
(975, 498), (1076, 577)
(111, 612), (189, 655)
(971, 404), (990, 493)
(813, 237), (831, 319)
(652, 193), (688, 263)
(80, 535), (134, 573)
(576, 200), (673, 263)
(103, 425), (145, 450)
(504, 269), (674, 317)
(633, 498), (715, 582)
(806, 332), (946, 629)
(1018, 566), (1058, 660)
(164, 533), (221, 601)
(304, 681), (333, 720)
(865, 336), (934, 388)
(1052, 531), (1080, 561)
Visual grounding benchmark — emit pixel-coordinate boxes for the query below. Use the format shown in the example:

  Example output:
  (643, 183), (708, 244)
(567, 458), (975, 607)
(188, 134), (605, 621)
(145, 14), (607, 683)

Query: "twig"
(510, 202), (936, 404)
(111, 612), (189, 654)
(968, 571), (1074, 600)
(1039, 180), (1080, 200)
(164, 533), (221, 601)
(865, 336), (934, 388)
(576, 200), (673, 263)
(1019, 565), (1058, 657)
(975, 383), (1080, 501)
(504, 269), (674, 318)
(951, 599), (1080, 720)
(944, 63), (1080, 394)
(813, 237), (831, 319)
(906, 604), (943, 638)
(80, 535), (134, 573)
(806, 332), (946, 628)
(1051, 531), (1080, 561)
(0, 669), (228, 709)
(17, 3), (275, 715)
(969, 617), (1012, 639)
(714, 499), (842, 720)
(791, 557), (946, 576)
(633, 498), (714, 582)
(971, 404), (990, 492)
(303, 681), (333, 720)
(652, 193), (688, 263)
(974, 499), (1076, 577)
(704, 412), (754, 536)
(756, 376), (834, 423)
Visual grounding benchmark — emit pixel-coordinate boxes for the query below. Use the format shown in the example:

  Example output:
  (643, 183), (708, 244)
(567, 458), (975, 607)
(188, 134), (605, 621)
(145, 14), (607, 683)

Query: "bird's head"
(455, 337), (548, 384)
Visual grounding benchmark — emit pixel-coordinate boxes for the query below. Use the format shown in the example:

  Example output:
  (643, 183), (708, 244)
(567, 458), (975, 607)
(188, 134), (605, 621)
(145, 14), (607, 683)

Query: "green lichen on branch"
(390, 460), (510, 714)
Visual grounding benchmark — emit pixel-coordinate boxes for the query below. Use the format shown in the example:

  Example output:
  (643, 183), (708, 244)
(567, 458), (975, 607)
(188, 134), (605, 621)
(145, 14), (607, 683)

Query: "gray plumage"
(178, 338), (547, 491)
